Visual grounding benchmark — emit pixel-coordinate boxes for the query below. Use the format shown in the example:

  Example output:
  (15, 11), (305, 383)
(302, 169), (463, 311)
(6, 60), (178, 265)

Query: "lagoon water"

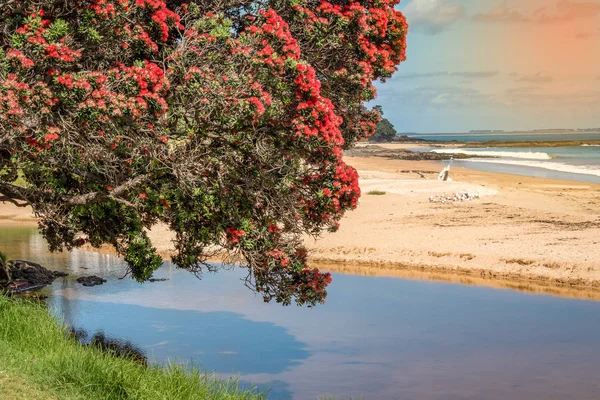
(3, 225), (600, 399)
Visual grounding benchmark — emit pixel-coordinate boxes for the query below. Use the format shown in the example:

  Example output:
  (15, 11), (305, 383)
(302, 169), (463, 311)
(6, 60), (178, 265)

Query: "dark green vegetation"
(369, 106), (398, 143)
(0, 295), (265, 400)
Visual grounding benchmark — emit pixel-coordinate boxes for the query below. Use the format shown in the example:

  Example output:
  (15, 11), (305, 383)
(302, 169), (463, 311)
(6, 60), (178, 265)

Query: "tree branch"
(0, 195), (30, 208)
(0, 0), (18, 9)
(64, 175), (148, 206)
(0, 175), (147, 208)
(0, 182), (37, 202)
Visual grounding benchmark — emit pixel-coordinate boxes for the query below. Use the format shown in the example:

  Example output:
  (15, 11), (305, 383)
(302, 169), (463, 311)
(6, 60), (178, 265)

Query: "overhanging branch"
(0, 182), (36, 202)
(0, 175), (148, 208)
(63, 175), (149, 206)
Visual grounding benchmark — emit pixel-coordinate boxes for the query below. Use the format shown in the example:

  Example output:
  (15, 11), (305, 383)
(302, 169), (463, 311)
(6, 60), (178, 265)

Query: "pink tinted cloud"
(473, 0), (600, 23)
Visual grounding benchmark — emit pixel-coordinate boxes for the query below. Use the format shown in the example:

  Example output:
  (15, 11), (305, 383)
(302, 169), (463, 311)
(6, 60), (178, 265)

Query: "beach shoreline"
(2, 153), (599, 297)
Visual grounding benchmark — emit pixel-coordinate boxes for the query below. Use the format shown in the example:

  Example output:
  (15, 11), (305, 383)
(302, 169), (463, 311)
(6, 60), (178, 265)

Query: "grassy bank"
(0, 295), (265, 400)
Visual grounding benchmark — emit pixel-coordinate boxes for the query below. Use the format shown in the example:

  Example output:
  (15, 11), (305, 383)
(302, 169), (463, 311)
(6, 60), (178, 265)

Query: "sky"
(373, 0), (600, 133)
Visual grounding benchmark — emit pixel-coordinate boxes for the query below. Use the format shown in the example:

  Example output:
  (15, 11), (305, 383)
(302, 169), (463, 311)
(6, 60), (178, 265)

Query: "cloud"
(535, 0), (600, 23)
(504, 89), (600, 107)
(388, 85), (499, 108)
(395, 71), (498, 79)
(472, 4), (529, 22)
(516, 72), (554, 83)
(453, 71), (499, 79)
(473, 0), (600, 23)
(402, 0), (465, 34)
(575, 32), (593, 39)
(505, 86), (542, 95)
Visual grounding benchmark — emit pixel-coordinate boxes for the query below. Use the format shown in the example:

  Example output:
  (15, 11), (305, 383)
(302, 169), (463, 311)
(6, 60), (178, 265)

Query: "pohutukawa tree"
(0, 0), (407, 306)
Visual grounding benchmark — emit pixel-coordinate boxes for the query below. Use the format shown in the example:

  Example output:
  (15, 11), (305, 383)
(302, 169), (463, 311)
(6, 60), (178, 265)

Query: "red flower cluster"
(14, 13), (82, 63)
(89, 0), (129, 18)
(137, 0), (183, 38)
(6, 50), (34, 69)
(225, 227), (246, 244)
(44, 127), (60, 143)
(295, 268), (333, 304)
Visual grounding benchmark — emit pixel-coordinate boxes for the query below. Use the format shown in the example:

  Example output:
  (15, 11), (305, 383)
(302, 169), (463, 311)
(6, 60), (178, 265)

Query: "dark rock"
(344, 145), (490, 161)
(0, 259), (10, 285)
(7, 260), (68, 287)
(76, 275), (107, 287)
(148, 278), (168, 282)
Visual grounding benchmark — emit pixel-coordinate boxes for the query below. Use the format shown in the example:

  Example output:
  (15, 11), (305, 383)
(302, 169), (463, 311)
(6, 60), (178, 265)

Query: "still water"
(3, 225), (600, 399)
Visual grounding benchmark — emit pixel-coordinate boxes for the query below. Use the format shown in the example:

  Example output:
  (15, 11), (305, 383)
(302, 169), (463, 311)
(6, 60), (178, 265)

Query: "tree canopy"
(369, 105), (397, 142)
(0, 0), (407, 306)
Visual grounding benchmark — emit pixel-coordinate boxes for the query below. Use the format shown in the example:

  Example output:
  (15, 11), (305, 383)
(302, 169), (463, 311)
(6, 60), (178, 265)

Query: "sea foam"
(467, 159), (600, 178)
(431, 149), (552, 160)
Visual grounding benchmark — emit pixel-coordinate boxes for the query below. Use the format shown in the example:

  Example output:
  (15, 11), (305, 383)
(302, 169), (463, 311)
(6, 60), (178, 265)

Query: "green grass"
(366, 190), (386, 196)
(0, 295), (266, 400)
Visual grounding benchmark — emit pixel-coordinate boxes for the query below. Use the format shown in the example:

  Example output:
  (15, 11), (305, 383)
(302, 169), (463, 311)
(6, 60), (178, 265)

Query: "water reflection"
(3, 225), (600, 399)
(49, 299), (310, 375)
(70, 328), (148, 366)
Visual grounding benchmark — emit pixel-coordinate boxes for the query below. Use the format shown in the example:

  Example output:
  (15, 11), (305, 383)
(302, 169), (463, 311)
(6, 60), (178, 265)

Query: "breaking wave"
(431, 149), (552, 160)
(467, 159), (600, 178)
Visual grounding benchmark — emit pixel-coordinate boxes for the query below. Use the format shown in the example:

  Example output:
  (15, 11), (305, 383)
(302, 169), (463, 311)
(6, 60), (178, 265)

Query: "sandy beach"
(2, 150), (599, 293)
(309, 155), (600, 288)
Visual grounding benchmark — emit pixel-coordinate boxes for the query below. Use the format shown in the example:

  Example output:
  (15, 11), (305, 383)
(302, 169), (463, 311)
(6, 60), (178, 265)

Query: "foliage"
(0, 295), (265, 400)
(369, 105), (397, 143)
(0, 1), (407, 306)
(366, 190), (386, 195)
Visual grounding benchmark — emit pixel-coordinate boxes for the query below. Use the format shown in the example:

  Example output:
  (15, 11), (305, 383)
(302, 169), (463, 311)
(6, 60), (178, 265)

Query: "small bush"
(367, 190), (386, 196)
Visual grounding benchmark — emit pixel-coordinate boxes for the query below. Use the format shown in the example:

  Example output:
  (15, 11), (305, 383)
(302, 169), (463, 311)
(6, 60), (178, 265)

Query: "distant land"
(405, 128), (600, 135)
(468, 128), (600, 134)
(469, 130), (505, 133)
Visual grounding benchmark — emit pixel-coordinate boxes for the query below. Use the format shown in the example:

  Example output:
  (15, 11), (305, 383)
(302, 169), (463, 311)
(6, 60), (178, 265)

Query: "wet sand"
(2, 151), (599, 294)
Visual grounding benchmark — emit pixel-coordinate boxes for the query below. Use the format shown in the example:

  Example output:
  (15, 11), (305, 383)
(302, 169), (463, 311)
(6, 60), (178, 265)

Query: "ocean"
(409, 132), (600, 143)
(409, 133), (600, 184)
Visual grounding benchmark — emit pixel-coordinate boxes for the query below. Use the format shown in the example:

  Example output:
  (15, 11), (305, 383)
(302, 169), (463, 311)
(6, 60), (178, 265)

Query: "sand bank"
(308, 156), (600, 290)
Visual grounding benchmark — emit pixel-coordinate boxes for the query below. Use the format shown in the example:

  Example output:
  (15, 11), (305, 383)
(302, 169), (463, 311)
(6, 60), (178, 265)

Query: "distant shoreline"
(374, 138), (600, 148)
(411, 130), (600, 135)
(454, 140), (600, 148)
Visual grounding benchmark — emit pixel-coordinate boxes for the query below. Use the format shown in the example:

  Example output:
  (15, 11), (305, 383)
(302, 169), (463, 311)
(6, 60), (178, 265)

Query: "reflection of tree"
(70, 329), (147, 366)
(53, 300), (309, 376)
